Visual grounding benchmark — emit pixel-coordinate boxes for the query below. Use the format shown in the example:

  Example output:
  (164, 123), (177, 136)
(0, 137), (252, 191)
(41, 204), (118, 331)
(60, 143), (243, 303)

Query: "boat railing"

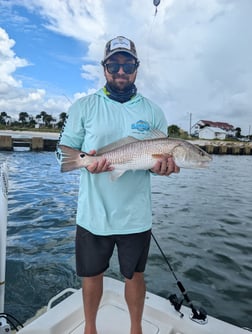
(47, 288), (78, 311)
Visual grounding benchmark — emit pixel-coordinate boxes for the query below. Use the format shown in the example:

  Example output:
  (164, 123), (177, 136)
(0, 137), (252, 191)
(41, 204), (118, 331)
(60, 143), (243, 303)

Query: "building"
(198, 126), (227, 140)
(191, 120), (236, 139)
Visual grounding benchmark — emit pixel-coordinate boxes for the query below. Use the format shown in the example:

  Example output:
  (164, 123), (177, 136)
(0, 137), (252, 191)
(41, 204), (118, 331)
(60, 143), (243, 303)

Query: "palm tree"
(44, 114), (55, 127)
(235, 127), (241, 138)
(19, 112), (29, 125)
(57, 112), (68, 129)
(0, 112), (8, 125)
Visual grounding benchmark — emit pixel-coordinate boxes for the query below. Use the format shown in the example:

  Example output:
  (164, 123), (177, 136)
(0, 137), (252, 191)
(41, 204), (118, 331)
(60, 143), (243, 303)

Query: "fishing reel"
(0, 316), (11, 334)
(168, 294), (184, 317)
(0, 313), (23, 332)
(168, 293), (208, 324)
(151, 233), (208, 325)
(190, 305), (208, 325)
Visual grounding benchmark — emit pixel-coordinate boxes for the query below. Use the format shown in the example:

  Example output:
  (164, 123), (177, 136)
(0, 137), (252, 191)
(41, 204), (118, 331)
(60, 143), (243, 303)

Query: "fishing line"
(145, 0), (172, 110)
(146, 2), (160, 74)
(151, 232), (208, 323)
(147, 3), (207, 322)
(151, 232), (178, 282)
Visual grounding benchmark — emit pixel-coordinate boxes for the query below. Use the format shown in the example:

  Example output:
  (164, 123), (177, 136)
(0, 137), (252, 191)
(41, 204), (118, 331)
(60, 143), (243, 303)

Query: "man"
(59, 36), (179, 334)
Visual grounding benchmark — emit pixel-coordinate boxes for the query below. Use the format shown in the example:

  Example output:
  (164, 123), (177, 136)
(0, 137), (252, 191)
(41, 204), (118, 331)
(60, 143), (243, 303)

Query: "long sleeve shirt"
(59, 88), (167, 235)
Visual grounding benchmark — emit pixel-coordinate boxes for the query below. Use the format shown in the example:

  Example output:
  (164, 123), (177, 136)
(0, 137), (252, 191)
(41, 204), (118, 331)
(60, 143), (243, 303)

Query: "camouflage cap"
(102, 36), (138, 63)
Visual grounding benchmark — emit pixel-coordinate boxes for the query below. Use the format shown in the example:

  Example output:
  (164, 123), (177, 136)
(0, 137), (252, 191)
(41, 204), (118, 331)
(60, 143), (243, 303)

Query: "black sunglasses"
(104, 62), (138, 74)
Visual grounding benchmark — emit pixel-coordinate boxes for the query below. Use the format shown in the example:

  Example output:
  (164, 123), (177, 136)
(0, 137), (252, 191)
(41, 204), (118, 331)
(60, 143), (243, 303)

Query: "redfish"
(58, 131), (212, 180)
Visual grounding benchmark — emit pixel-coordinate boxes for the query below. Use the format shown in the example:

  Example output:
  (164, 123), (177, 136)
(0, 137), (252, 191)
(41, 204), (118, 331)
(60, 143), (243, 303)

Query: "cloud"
(0, 0), (251, 133)
(0, 27), (28, 88)
(0, 26), (68, 119)
(13, 0), (106, 42)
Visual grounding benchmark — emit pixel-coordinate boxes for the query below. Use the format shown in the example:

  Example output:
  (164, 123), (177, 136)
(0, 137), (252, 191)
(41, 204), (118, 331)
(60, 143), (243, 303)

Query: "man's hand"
(86, 150), (114, 174)
(150, 156), (180, 176)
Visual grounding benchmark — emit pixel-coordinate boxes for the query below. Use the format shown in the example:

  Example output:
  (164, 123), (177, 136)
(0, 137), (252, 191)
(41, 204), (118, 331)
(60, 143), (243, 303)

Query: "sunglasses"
(104, 62), (138, 74)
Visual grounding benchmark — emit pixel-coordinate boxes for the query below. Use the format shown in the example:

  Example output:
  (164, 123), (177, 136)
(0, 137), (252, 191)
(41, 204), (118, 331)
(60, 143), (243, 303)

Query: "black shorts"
(75, 225), (151, 279)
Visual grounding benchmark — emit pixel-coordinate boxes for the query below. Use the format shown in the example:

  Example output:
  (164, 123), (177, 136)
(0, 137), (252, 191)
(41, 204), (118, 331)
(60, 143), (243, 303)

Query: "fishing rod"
(0, 162), (11, 333)
(0, 163), (8, 314)
(151, 232), (208, 324)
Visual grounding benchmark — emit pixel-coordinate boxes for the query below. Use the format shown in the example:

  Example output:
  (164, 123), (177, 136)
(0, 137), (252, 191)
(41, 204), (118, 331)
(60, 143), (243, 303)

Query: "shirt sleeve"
(59, 99), (85, 149)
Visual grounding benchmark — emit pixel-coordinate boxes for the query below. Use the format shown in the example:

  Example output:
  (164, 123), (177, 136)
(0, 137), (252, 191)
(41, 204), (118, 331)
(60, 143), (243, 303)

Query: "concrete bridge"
(0, 130), (59, 151)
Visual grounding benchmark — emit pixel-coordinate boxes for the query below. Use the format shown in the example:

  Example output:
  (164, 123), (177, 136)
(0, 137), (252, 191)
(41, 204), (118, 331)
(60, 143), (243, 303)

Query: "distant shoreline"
(0, 129), (251, 150)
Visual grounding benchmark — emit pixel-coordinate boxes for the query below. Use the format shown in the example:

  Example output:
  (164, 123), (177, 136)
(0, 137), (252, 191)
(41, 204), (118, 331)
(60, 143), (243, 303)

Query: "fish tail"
(58, 145), (87, 172)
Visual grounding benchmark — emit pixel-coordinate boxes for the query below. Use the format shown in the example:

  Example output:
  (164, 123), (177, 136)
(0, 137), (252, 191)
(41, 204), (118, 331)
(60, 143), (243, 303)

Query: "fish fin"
(58, 145), (86, 172)
(97, 129), (167, 155)
(143, 129), (168, 140)
(152, 153), (172, 159)
(97, 137), (139, 155)
(110, 169), (127, 181)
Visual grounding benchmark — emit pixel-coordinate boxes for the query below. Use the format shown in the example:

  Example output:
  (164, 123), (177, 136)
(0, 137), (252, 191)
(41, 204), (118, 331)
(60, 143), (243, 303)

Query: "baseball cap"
(102, 36), (138, 63)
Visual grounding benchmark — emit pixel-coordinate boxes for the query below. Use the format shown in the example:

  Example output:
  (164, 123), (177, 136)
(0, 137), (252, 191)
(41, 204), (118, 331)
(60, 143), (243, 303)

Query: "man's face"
(104, 53), (138, 92)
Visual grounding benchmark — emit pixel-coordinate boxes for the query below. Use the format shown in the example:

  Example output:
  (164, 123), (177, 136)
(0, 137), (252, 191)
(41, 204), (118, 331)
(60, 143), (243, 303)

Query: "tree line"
(0, 111), (180, 134)
(0, 111), (185, 137)
(0, 111), (67, 129)
(0, 111), (248, 140)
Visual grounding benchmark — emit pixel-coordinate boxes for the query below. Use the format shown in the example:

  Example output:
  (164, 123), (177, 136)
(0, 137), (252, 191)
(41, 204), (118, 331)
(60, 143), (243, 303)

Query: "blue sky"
(0, 0), (252, 134)
(1, 2), (90, 95)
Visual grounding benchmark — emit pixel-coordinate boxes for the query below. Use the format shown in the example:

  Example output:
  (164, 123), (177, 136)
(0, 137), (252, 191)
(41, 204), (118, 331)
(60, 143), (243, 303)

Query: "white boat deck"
(18, 277), (250, 334)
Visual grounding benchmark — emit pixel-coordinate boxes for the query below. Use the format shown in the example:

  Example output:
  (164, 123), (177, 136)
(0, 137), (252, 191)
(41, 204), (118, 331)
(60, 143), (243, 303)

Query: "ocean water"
(0, 151), (251, 329)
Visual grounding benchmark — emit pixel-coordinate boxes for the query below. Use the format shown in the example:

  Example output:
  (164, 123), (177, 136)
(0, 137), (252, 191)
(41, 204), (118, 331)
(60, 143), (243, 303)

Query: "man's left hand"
(150, 156), (180, 176)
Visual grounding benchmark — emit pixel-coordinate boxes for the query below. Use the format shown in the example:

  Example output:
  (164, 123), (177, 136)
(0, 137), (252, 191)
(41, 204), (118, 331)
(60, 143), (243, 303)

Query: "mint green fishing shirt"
(59, 88), (167, 235)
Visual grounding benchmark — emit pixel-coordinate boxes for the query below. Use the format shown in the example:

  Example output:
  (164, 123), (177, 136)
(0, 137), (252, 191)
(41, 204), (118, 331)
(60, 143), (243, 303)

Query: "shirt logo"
(131, 120), (150, 132)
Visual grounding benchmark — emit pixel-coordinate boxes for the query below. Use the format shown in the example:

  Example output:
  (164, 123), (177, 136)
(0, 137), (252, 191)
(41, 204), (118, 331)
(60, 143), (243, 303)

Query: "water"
(0, 152), (251, 329)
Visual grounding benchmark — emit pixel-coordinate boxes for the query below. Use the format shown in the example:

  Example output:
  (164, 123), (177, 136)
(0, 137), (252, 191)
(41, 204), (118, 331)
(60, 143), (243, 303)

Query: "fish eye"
(80, 153), (85, 158)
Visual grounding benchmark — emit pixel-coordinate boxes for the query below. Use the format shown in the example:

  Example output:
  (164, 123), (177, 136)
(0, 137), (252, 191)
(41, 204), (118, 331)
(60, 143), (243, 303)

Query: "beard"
(106, 74), (135, 92)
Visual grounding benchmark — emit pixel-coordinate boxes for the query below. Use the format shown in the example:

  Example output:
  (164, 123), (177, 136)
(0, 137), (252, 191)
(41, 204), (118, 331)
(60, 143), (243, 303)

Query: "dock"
(0, 131), (59, 152)
(0, 131), (252, 154)
(192, 142), (252, 155)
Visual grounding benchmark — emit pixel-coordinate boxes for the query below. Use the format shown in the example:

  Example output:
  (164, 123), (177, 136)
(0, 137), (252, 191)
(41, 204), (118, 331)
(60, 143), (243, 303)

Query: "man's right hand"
(86, 150), (114, 174)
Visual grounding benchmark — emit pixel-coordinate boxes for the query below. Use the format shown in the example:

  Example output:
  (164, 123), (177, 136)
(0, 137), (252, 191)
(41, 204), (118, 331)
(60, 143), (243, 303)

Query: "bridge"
(0, 130), (59, 151)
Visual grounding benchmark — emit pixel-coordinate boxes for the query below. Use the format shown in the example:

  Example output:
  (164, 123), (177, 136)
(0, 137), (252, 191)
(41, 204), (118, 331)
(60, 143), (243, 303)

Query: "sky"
(0, 0), (251, 135)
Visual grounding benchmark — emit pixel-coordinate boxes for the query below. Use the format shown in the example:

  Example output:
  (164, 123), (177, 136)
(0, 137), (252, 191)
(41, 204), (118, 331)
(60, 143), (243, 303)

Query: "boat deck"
(17, 277), (250, 334)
